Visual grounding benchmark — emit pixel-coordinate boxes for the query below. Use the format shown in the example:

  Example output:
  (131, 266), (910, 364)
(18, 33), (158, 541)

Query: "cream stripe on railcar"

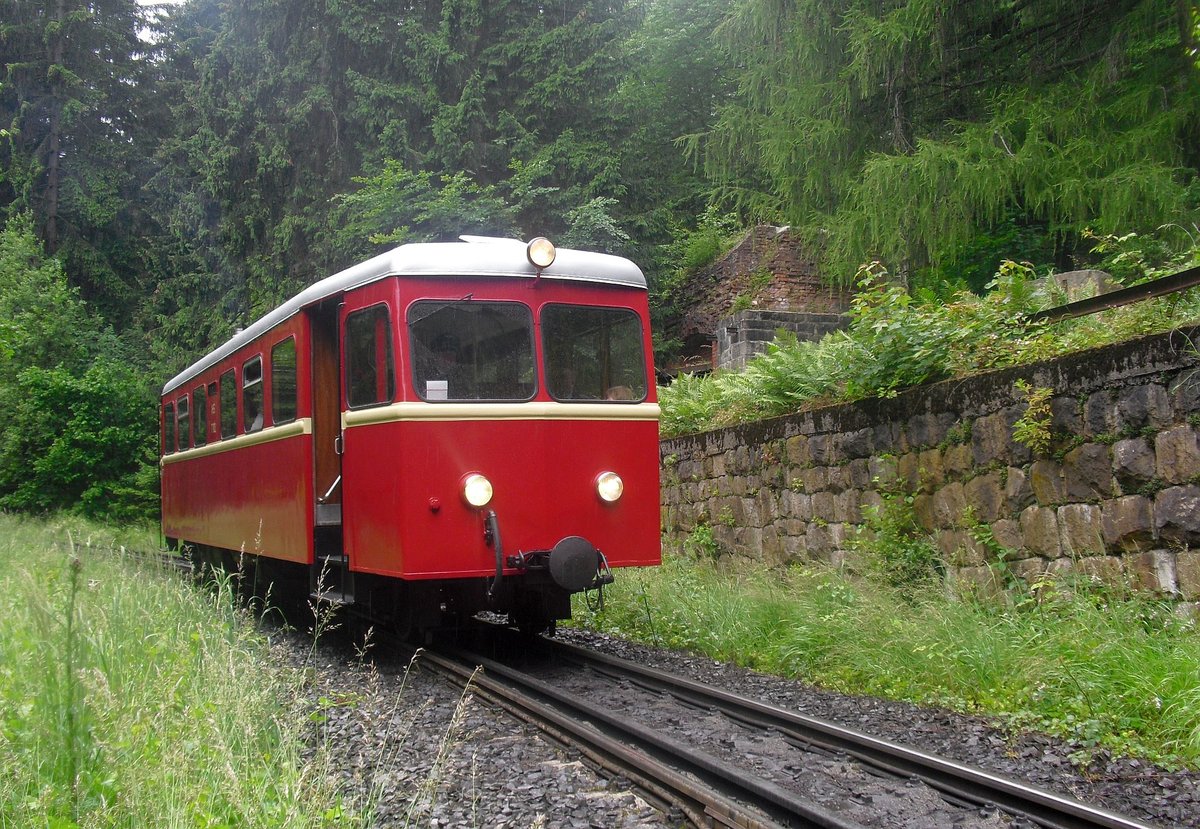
(342, 402), (661, 429)
(160, 418), (313, 466)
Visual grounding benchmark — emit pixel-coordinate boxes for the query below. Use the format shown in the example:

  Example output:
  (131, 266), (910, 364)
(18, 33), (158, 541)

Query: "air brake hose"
(484, 509), (503, 602)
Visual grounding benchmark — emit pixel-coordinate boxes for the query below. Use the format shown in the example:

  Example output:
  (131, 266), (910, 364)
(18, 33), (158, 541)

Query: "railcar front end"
(161, 237), (661, 635)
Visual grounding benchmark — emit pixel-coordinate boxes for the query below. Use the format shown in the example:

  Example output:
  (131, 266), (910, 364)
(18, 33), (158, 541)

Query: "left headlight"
(462, 473), (494, 507)
(596, 471), (624, 503)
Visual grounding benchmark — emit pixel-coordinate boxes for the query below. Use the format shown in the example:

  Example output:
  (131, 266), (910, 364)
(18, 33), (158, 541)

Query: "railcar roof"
(162, 239), (646, 396)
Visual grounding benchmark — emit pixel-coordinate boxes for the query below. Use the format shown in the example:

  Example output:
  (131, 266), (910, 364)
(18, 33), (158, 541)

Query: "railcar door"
(336, 287), (401, 585)
(309, 300), (343, 556)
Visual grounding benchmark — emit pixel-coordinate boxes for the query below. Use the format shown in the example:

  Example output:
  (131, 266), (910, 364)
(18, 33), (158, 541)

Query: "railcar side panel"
(162, 314), (314, 564)
(162, 432), (314, 562)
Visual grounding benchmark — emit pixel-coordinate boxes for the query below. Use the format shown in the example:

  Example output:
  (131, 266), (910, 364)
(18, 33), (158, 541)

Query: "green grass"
(0, 513), (355, 828)
(575, 546), (1200, 768)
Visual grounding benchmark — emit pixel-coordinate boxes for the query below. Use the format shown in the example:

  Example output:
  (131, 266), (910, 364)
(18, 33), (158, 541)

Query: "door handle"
(334, 433), (343, 455)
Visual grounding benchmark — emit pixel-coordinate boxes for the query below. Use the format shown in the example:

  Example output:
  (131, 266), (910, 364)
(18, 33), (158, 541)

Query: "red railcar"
(161, 237), (660, 633)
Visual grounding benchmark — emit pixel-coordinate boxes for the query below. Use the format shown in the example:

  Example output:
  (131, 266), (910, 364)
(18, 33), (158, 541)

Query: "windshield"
(542, 305), (647, 402)
(409, 300), (535, 401)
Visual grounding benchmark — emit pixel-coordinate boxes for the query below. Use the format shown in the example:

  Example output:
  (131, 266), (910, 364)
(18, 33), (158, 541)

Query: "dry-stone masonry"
(715, 309), (848, 369)
(660, 326), (1200, 611)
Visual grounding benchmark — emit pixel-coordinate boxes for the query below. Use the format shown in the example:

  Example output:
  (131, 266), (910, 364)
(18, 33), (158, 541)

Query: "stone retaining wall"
(660, 327), (1200, 606)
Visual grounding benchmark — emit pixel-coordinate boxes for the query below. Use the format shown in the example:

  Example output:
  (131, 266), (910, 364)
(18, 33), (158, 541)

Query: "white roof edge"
(162, 240), (646, 396)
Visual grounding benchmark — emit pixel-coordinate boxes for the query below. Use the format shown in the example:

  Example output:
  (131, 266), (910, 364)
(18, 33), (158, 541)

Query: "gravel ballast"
(282, 626), (1199, 828)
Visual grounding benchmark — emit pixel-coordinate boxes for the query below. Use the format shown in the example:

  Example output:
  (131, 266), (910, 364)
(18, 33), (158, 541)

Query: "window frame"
(193, 384), (208, 447)
(163, 400), (176, 454)
(540, 303), (648, 403)
(242, 355), (264, 433)
(219, 369), (237, 439)
(345, 303), (396, 410)
(407, 299), (536, 403)
(176, 394), (192, 451)
(271, 336), (298, 425)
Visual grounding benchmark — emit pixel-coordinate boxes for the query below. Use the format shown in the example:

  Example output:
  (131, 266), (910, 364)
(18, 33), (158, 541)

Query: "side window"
(177, 395), (191, 451)
(345, 305), (395, 408)
(242, 356), (264, 432)
(163, 401), (175, 454)
(219, 370), (237, 438)
(271, 337), (297, 424)
(193, 384), (207, 447)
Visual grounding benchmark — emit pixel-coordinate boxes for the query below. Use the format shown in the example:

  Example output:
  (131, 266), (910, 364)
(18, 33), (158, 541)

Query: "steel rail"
(418, 644), (868, 829)
(547, 639), (1156, 829)
(1026, 264), (1200, 324)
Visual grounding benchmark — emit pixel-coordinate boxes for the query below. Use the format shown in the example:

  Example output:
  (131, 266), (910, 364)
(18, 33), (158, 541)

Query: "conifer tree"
(0, 0), (156, 323)
(702, 0), (1200, 283)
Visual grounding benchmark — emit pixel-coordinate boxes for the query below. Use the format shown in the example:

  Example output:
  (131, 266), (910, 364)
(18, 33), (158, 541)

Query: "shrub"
(0, 360), (159, 522)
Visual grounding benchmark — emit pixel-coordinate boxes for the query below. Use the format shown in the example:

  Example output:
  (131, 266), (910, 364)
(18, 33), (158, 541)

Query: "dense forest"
(1, 0), (1197, 519)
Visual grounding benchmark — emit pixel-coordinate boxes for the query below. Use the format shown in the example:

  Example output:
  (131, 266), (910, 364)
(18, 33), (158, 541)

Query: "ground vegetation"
(0, 514), (354, 827)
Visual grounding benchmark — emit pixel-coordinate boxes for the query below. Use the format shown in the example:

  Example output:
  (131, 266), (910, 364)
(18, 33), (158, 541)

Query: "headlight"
(462, 473), (494, 507)
(526, 236), (556, 269)
(596, 471), (624, 503)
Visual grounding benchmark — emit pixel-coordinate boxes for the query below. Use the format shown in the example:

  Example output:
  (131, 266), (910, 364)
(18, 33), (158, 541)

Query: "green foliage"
(684, 524), (721, 560)
(329, 162), (518, 260)
(0, 361), (159, 522)
(0, 217), (157, 522)
(851, 487), (942, 593)
(659, 245), (1200, 437)
(913, 214), (1057, 294)
(574, 545), (1200, 766)
(675, 206), (742, 273)
(0, 0), (159, 327)
(660, 258), (1052, 435)
(703, 0), (1200, 281)
(561, 196), (631, 254)
(1085, 224), (1200, 283)
(0, 213), (92, 380)
(1012, 380), (1054, 456)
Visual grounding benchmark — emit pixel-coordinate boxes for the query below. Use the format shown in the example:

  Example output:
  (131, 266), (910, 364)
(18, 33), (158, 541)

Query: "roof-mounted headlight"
(462, 473), (494, 508)
(596, 471), (624, 503)
(526, 237), (556, 270)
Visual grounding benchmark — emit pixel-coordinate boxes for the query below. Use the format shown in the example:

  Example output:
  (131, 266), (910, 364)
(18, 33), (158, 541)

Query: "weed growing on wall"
(850, 485), (942, 594)
(1012, 380), (1054, 455)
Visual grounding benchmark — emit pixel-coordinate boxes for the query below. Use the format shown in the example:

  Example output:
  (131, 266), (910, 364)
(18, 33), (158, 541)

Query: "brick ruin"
(670, 226), (852, 372)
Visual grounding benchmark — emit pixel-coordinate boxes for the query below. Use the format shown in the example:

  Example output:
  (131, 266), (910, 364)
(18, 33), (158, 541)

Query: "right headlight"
(595, 471), (624, 503)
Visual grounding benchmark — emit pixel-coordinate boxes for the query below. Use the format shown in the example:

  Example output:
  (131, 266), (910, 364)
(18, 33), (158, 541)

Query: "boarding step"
(309, 553), (354, 605)
(315, 503), (342, 526)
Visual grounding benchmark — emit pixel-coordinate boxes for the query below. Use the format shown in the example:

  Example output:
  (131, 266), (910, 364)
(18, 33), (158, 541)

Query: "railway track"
(417, 627), (1157, 829)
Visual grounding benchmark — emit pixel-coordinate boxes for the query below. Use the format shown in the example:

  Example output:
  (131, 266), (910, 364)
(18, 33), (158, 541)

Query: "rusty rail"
(1026, 264), (1200, 324)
